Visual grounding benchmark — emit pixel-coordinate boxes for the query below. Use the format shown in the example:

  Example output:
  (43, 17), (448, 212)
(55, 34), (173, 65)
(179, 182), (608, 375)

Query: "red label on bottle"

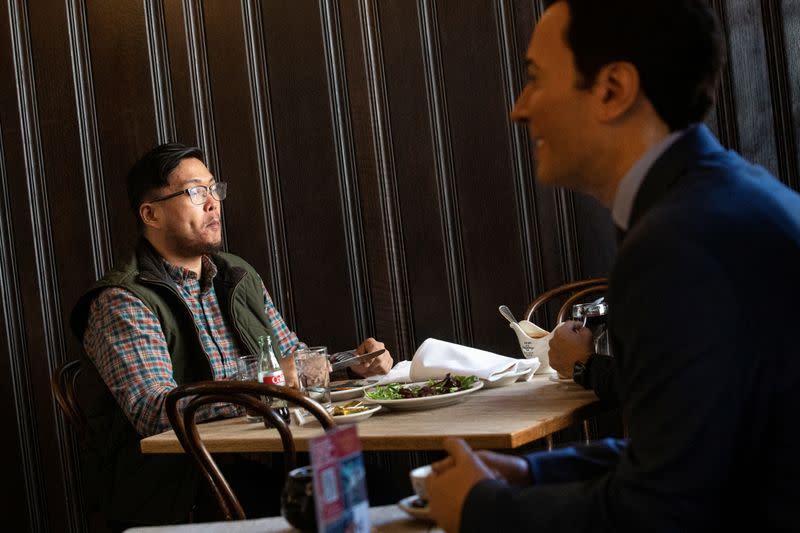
(260, 371), (285, 386)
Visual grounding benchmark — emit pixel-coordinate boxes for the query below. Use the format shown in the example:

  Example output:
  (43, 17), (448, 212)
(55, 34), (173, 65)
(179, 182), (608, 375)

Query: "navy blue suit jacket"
(462, 125), (800, 532)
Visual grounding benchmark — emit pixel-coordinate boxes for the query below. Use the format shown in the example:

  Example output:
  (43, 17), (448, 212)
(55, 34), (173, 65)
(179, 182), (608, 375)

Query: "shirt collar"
(611, 129), (686, 231)
(162, 255), (218, 291)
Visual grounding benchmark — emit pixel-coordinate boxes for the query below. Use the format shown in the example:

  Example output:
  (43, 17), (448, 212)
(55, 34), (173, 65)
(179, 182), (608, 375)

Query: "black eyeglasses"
(149, 182), (227, 205)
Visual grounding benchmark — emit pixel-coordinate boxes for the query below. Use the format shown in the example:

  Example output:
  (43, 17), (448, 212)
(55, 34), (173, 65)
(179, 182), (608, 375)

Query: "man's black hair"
(547, 0), (725, 131)
(126, 143), (204, 230)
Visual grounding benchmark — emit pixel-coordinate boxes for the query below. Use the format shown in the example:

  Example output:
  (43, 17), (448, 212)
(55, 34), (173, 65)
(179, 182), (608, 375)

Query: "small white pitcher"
(510, 321), (555, 374)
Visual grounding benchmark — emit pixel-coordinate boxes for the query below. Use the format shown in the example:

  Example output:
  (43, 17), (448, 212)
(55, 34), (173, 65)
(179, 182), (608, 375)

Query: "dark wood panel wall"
(1, 1), (797, 530)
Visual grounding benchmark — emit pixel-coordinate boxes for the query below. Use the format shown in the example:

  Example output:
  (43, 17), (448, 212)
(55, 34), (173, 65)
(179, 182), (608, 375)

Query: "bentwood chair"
(165, 381), (336, 520)
(51, 359), (86, 438)
(524, 277), (609, 329)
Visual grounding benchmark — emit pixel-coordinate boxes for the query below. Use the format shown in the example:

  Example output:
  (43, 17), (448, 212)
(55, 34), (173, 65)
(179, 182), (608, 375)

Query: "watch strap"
(573, 353), (595, 389)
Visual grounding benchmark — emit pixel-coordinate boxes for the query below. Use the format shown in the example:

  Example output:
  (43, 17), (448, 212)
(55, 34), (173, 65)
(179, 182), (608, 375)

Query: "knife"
(329, 348), (386, 372)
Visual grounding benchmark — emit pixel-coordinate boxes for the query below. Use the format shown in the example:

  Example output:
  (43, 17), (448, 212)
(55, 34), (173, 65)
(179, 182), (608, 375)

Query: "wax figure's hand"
(350, 337), (393, 376)
(475, 450), (532, 484)
(427, 438), (496, 533)
(549, 321), (593, 377)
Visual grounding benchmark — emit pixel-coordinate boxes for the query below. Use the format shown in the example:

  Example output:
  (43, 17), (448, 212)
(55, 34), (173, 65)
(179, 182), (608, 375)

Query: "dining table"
(140, 375), (601, 454)
(125, 504), (441, 532)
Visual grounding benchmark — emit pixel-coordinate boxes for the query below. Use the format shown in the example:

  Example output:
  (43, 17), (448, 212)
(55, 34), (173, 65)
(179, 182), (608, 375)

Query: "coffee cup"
(409, 464), (432, 502)
(281, 466), (316, 532)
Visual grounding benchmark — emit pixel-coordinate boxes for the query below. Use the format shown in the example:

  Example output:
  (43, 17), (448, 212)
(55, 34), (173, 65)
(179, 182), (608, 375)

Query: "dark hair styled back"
(549, 0), (725, 131)
(126, 143), (204, 228)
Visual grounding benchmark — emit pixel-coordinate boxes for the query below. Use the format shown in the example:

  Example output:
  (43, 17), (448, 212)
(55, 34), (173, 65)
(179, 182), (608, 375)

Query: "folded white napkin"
(376, 360), (413, 384)
(408, 338), (540, 382)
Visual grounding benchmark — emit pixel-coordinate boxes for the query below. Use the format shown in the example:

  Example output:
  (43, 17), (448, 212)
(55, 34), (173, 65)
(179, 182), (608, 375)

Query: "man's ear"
(591, 61), (640, 123)
(139, 203), (161, 229)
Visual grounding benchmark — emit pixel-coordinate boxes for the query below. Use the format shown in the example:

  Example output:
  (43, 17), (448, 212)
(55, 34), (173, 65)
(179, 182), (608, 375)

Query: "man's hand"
(350, 337), (393, 376)
(279, 355), (300, 389)
(548, 321), (593, 377)
(475, 450), (532, 485)
(426, 438), (495, 533)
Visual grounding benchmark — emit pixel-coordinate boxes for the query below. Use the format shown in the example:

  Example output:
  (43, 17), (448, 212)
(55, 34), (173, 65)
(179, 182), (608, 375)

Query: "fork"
(329, 348), (386, 372)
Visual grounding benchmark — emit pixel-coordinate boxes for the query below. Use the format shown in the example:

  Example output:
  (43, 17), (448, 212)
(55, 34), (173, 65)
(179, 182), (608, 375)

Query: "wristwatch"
(573, 355), (594, 389)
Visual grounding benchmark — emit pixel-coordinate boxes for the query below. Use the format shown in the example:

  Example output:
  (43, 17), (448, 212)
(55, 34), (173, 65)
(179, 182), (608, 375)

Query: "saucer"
(293, 403), (381, 426)
(332, 404), (381, 423)
(398, 495), (434, 522)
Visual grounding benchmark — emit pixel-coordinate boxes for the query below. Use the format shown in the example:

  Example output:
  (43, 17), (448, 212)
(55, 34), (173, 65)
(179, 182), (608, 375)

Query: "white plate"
(364, 380), (484, 411)
(482, 367), (533, 388)
(398, 495), (434, 522)
(294, 403), (381, 426)
(329, 379), (380, 401)
(332, 404), (381, 424)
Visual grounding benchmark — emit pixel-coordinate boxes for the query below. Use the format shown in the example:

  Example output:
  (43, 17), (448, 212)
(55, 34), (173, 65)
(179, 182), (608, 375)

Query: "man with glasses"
(70, 143), (393, 530)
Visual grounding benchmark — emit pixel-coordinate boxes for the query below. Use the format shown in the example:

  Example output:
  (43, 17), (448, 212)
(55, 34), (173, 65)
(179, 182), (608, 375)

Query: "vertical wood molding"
(418, 0), (472, 344)
(319, 0), (372, 342)
(555, 189), (580, 280)
(66, 0), (112, 279)
(0, 127), (47, 532)
(7, 0), (54, 530)
(64, 4), (108, 528)
(710, 0), (741, 152)
(724, 1), (779, 173)
(760, 0), (799, 189)
(181, 0), (226, 247)
(55, 3), (97, 529)
(181, 0), (216, 163)
(533, 0), (545, 18)
(495, 0), (543, 300)
(358, 0), (416, 358)
(240, 0), (294, 321)
(144, 0), (177, 143)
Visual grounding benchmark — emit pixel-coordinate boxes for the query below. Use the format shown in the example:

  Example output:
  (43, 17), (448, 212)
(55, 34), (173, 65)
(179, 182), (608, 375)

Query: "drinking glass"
(295, 347), (332, 411)
(593, 329), (611, 357)
(236, 354), (263, 423)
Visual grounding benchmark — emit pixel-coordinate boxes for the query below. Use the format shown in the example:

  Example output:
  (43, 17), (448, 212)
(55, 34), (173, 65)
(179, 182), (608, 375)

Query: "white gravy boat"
(510, 321), (555, 374)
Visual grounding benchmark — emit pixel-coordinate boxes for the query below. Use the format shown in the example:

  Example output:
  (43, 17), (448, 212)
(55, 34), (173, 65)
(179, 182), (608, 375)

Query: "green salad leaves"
(365, 373), (479, 400)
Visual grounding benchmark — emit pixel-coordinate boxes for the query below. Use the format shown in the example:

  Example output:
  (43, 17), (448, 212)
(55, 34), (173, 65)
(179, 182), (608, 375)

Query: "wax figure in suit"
(425, 1), (800, 532)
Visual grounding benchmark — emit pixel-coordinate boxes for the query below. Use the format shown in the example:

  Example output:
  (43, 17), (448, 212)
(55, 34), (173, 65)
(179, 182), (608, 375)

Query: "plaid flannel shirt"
(84, 255), (306, 436)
